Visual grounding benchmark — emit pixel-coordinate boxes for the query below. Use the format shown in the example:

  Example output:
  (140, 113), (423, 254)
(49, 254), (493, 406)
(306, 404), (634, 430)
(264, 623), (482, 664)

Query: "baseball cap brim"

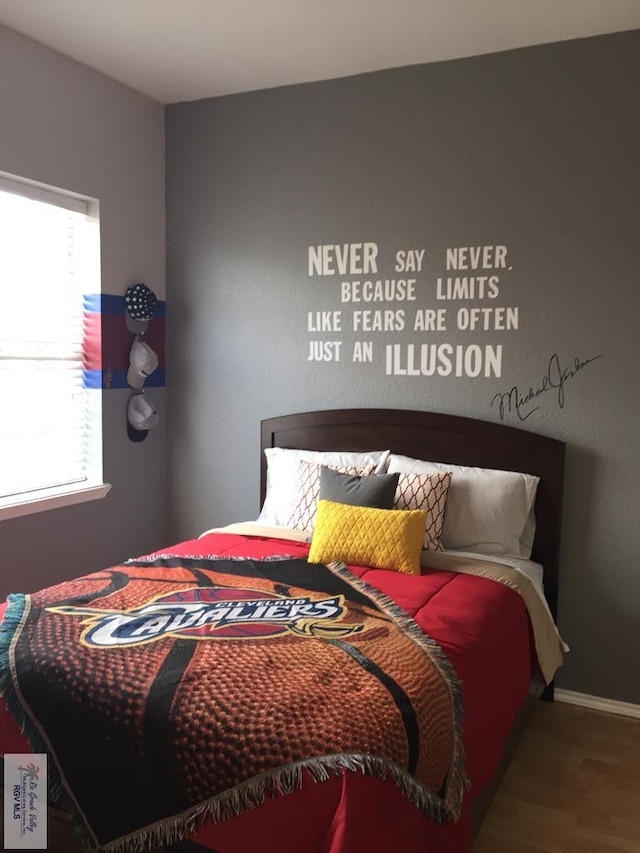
(126, 392), (159, 442)
(125, 314), (150, 335)
(127, 422), (149, 442)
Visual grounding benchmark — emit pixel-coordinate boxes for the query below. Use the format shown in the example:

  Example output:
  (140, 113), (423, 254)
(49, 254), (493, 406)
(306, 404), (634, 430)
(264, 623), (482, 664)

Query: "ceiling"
(0, 0), (638, 104)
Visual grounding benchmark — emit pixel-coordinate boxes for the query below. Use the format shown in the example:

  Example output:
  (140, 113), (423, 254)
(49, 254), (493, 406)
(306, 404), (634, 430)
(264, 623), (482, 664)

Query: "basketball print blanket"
(0, 555), (467, 853)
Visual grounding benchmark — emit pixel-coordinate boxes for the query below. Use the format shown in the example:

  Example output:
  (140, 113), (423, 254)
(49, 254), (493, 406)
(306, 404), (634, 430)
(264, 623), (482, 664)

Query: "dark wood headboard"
(261, 408), (565, 620)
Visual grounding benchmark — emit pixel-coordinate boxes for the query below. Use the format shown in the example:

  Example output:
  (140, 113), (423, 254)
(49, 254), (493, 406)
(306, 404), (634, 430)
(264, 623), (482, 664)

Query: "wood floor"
(473, 701), (640, 852)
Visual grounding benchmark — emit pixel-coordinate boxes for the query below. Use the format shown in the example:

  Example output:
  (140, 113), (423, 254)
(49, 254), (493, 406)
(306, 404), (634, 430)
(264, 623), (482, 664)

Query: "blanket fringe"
(0, 594), (26, 721)
(105, 750), (459, 853)
(127, 553), (297, 564)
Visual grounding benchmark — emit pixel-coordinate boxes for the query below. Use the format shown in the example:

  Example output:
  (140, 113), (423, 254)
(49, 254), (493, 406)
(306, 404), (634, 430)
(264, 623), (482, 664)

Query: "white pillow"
(258, 447), (391, 528)
(518, 510), (537, 560)
(387, 454), (539, 558)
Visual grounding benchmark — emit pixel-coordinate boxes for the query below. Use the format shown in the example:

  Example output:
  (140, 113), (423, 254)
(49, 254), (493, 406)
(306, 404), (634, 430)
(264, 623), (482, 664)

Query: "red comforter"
(0, 531), (533, 853)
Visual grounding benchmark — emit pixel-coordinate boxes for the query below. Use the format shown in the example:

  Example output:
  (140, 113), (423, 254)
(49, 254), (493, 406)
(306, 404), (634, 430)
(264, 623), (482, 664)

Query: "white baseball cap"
(127, 393), (159, 442)
(127, 339), (158, 390)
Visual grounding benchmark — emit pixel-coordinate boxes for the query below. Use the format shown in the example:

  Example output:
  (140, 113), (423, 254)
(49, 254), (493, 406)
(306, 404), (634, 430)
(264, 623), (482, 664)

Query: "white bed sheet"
(441, 550), (544, 591)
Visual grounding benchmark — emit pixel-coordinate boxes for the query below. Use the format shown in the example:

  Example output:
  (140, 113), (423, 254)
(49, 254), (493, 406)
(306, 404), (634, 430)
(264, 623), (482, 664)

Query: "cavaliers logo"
(47, 586), (365, 648)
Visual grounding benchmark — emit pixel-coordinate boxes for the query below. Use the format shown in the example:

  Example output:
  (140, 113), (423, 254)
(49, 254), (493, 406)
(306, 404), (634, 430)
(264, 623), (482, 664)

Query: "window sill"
(0, 483), (112, 522)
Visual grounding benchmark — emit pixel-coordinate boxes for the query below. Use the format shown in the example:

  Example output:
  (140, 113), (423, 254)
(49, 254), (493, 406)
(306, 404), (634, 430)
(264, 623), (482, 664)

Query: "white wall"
(0, 25), (167, 596)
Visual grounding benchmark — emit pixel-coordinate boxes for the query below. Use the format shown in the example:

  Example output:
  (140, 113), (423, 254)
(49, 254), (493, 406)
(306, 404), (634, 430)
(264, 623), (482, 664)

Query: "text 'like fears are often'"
(305, 241), (516, 377)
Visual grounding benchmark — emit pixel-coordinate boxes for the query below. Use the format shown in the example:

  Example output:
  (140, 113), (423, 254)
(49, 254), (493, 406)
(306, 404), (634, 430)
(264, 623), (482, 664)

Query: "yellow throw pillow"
(308, 500), (427, 575)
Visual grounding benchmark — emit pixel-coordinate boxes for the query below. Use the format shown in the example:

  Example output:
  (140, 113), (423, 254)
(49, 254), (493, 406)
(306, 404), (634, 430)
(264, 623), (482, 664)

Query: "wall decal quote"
(306, 241), (517, 378)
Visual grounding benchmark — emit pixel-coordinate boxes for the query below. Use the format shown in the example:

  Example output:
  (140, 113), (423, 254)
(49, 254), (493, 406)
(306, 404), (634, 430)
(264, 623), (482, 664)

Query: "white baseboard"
(554, 688), (640, 719)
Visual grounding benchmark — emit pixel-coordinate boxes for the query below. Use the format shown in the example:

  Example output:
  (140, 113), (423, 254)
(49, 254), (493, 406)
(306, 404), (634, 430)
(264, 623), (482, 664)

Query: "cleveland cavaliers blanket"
(0, 556), (467, 852)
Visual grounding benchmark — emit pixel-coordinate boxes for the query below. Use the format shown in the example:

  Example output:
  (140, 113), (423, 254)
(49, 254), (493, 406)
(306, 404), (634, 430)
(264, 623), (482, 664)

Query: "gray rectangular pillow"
(319, 466), (399, 509)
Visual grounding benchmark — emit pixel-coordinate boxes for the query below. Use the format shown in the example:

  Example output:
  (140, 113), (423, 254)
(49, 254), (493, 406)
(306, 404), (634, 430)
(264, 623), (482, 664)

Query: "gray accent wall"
(0, 26), (166, 596)
(166, 31), (639, 704)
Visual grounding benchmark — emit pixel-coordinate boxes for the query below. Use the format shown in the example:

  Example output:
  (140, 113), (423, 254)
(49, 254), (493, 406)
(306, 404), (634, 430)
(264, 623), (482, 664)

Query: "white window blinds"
(0, 174), (101, 502)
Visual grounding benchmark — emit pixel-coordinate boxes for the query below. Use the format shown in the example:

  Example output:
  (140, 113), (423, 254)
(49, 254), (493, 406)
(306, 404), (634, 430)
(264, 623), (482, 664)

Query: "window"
(0, 171), (109, 519)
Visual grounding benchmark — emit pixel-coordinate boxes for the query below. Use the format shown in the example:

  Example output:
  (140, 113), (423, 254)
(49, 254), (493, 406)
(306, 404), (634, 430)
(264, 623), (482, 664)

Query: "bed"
(0, 407), (566, 853)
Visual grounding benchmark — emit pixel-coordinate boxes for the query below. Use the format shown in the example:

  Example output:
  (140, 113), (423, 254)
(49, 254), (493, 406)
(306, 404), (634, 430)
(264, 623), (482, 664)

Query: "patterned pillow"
(394, 471), (452, 551)
(287, 460), (376, 531)
(308, 500), (427, 575)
